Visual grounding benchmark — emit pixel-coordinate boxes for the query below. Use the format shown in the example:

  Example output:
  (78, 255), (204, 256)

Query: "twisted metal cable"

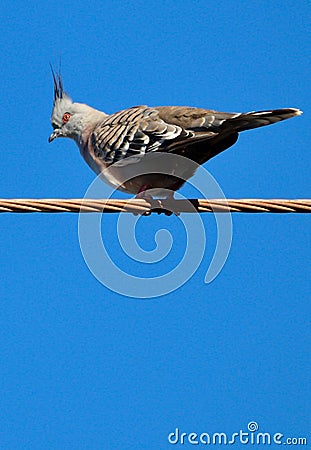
(0, 199), (310, 214)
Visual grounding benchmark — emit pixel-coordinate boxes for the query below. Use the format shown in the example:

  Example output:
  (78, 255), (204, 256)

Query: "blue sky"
(0, 1), (310, 448)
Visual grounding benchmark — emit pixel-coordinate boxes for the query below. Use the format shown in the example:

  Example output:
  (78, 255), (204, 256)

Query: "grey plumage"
(49, 73), (302, 196)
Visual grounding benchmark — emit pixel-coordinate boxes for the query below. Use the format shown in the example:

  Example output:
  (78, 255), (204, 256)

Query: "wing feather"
(91, 106), (184, 164)
(91, 105), (242, 165)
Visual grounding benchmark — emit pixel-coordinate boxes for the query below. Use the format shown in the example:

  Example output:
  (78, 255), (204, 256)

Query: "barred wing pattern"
(91, 106), (186, 164)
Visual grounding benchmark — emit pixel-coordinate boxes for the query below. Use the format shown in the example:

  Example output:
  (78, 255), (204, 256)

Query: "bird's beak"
(48, 129), (62, 143)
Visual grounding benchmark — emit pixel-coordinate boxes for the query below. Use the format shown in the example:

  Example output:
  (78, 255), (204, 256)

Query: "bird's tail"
(222, 108), (302, 132)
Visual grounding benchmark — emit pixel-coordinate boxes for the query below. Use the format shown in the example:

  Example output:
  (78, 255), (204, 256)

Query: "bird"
(49, 71), (302, 198)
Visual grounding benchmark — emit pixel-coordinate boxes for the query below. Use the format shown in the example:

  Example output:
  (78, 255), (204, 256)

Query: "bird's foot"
(133, 185), (153, 215)
(158, 191), (180, 216)
(134, 187), (179, 216)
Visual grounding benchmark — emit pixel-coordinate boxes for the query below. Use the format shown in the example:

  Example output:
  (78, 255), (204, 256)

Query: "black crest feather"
(50, 63), (64, 102)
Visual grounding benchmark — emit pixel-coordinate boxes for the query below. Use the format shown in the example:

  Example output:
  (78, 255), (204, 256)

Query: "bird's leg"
(164, 190), (175, 201)
(135, 184), (153, 200)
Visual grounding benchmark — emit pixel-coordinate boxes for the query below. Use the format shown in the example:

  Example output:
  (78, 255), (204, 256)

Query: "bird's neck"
(74, 108), (107, 149)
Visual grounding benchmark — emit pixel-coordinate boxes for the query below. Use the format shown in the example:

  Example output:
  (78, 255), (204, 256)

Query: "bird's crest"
(49, 64), (74, 129)
(50, 64), (66, 103)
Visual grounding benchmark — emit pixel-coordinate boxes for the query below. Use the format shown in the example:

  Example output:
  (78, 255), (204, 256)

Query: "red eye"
(62, 112), (71, 123)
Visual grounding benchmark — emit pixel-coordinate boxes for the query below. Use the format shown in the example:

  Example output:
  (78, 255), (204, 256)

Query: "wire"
(0, 199), (310, 214)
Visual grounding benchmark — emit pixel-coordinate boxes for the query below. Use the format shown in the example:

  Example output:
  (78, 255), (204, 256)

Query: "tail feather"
(222, 108), (302, 132)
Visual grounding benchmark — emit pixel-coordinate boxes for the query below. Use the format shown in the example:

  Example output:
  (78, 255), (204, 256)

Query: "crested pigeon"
(49, 72), (302, 197)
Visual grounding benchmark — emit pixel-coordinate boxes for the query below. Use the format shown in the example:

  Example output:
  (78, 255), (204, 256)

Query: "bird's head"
(48, 68), (102, 145)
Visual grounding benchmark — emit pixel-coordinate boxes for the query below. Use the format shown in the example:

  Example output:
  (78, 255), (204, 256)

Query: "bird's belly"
(99, 170), (185, 195)
(99, 152), (197, 195)
(81, 144), (198, 195)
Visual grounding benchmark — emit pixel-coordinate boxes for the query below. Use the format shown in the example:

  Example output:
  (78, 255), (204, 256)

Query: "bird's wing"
(154, 106), (236, 129)
(91, 105), (221, 165)
(154, 106), (301, 131)
(153, 106), (301, 163)
(154, 106), (239, 164)
(91, 106), (183, 164)
(91, 105), (301, 165)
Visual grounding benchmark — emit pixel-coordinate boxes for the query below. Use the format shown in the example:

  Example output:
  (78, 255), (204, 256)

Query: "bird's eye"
(62, 112), (71, 123)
